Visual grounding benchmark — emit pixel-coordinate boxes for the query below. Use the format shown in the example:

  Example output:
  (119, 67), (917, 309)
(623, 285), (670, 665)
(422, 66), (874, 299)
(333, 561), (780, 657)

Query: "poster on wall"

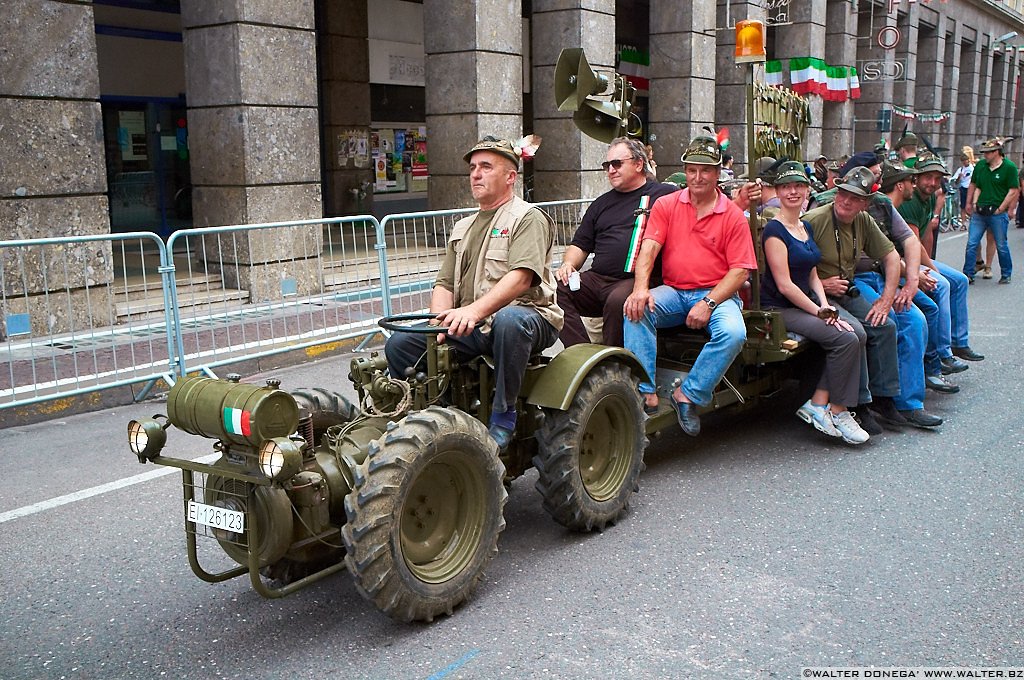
(119, 111), (148, 162)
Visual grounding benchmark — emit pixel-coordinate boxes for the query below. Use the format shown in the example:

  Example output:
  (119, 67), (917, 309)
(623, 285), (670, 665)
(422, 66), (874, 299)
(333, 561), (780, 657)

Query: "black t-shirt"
(570, 180), (679, 279)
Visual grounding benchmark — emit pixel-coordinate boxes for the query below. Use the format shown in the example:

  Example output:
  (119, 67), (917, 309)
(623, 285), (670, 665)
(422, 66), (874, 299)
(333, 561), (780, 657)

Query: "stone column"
(913, 14), (943, 153)
(854, 8), (897, 151)
(423, 0), (523, 209)
(822, 0), (858, 160)
(0, 0), (112, 337)
(181, 0), (323, 302)
(992, 51), (1013, 135)
(955, 31), (981, 151)
(893, 8), (918, 118)
(769, 2), (826, 161)
(943, 20), (962, 157)
(649, 1), (717, 179)
(530, 0), (614, 202)
(976, 39), (994, 132)
(317, 0), (373, 216)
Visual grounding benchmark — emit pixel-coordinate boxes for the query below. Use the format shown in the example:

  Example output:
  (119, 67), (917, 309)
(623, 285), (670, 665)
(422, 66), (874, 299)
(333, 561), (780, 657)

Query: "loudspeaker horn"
(554, 48), (609, 112)
(573, 90), (633, 144)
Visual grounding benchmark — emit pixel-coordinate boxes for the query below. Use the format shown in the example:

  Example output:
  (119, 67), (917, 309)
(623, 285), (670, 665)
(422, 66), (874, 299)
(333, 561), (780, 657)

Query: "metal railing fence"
(0, 198), (593, 412)
(0, 231), (177, 409)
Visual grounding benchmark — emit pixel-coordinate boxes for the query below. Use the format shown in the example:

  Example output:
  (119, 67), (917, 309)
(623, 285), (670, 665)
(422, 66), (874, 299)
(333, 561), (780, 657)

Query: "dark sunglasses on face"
(601, 157), (637, 171)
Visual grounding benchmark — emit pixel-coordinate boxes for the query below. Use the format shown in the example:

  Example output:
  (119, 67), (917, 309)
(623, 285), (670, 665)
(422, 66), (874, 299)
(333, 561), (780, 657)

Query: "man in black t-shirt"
(554, 137), (678, 347)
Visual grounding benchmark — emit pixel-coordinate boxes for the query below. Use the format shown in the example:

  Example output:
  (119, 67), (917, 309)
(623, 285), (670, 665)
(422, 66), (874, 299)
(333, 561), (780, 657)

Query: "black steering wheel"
(378, 313), (447, 334)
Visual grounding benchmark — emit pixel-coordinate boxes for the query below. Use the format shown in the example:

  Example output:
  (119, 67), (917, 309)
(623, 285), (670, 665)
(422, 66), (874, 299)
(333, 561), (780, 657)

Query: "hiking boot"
(796, 400), (841, 438)
(831, 410), (870, 444)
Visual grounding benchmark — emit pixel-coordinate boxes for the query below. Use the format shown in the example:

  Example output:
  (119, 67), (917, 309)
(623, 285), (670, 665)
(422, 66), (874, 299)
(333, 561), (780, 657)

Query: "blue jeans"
(623, 285), (746, 407)
(853, 272), (927, 411)
(384, 305), (558, 417)
(931, 260), (970, 349)
(913, 266), (948, 378)
(964, 212), (1012, 279)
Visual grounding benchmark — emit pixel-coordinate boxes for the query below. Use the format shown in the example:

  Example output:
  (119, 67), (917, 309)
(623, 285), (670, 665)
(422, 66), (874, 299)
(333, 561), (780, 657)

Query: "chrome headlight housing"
(128, 417), (168, 461)
(258, 437), (303, 482)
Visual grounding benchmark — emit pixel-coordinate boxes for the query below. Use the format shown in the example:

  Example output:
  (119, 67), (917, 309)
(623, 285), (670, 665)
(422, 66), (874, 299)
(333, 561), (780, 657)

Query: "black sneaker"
(952, 346), (985, 361)
(939, 356), (969, 374)
(868, 397), (908, 429)
(898, 409), (943, 428)
(999, 276), (1011, 284)
(926, 374), (960, 394)
(853, 406), (884, 435)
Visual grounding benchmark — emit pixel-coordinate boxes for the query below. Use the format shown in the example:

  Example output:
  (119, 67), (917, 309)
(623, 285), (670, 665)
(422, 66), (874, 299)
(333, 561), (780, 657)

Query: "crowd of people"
(386, 130), (1000, 451)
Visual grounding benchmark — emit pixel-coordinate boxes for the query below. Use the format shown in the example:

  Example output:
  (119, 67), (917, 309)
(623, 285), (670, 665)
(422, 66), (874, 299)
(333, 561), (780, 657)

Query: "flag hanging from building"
(789, 57), (815, 94)
(849, 67), (862, 99)
(765, 60), (784, 86)
(826, 66), (848, 101)
(812, 58), (829, 96)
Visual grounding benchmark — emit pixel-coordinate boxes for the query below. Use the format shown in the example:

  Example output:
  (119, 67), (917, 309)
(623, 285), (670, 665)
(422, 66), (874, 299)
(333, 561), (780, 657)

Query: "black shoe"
(898, 409), (943, 428)
(952, 346), (985, 361)
(926, 374), (960, 394)
(967, 277), (975, 285)
(999, 276), (1011, 284)
(868, 397), (908, 429)
(854, 405), (884, 435)
(939, 356), (969, 375)
(671, 396), (701, 436)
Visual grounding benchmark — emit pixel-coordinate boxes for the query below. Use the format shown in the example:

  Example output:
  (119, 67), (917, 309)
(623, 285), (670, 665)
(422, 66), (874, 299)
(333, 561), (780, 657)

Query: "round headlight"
(128, 418), (167, 460)
(258, 437), (302, 481)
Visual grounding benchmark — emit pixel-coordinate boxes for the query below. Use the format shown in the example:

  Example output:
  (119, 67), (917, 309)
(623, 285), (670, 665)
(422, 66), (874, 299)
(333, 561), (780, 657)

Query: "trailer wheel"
(342, 407), (507, 622)
(534, 362), (647, 532)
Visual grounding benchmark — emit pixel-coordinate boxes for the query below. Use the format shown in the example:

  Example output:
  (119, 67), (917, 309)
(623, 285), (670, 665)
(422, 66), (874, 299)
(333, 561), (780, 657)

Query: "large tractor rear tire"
(341, 407), (507, 622)
(534, 362), (647, 532)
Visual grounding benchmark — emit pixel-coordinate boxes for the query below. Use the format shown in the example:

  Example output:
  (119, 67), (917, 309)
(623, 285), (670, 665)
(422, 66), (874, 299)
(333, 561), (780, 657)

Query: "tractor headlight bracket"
(128, 416), (170, 462)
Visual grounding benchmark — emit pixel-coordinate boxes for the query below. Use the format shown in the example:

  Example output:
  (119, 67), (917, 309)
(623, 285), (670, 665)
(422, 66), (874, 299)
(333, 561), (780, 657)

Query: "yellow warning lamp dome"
(735, 20), (766, 63)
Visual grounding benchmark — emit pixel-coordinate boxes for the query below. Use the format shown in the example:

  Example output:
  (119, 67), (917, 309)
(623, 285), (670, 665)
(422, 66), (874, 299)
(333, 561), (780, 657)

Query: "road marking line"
(0, 454), (220, 525)
(426, 650), (481, 680)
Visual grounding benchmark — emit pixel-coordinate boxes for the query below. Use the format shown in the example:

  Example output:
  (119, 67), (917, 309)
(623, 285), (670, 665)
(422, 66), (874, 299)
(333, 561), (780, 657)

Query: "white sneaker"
(830, 409), (870, 444)
(796, 400), (841, 438)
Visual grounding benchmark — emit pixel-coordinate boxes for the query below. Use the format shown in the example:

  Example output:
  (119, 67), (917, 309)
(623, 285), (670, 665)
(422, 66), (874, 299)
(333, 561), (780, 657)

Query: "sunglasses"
(601, 157), (638, 171)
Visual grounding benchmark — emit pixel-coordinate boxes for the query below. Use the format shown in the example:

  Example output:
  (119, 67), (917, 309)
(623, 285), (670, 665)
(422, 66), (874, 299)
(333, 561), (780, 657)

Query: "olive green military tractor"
(128, 310), (809, 622)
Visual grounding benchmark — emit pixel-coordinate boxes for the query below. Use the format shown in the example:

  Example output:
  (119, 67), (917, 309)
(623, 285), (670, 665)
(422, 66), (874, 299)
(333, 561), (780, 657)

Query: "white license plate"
(187, 500), (245, 533)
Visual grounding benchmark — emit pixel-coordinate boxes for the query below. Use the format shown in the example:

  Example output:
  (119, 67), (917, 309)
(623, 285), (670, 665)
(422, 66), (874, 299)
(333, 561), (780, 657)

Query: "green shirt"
(436, 206), (551, 300)
(897, 190), (936, 238)
(803, 203), (895, 280)
(970, 158), (1019, 207)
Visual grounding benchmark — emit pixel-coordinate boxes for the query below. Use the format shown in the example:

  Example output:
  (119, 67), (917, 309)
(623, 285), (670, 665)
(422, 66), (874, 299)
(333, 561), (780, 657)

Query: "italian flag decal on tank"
(224, 407), (252, 436)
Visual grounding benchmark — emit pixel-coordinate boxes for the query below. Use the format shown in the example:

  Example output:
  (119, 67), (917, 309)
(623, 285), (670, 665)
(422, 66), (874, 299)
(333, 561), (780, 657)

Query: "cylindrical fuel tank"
(167, 376), (299, 447)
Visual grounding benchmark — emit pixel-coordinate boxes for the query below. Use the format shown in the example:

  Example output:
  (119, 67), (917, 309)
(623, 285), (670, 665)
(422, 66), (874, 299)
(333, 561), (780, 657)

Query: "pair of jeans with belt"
(623, 285), (746, 407)
(964, 211), (1012, 279)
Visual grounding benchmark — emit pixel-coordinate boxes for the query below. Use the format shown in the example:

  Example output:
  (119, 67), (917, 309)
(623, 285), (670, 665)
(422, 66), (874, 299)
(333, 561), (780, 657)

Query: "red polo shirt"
(643, 189), (757, 289)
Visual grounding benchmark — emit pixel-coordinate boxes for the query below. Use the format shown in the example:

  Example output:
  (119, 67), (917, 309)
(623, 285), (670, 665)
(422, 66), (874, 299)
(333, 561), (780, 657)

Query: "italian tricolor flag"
(849, 67), (862, 99)
(789, 57), (815, 95)
(618, 48), (649, 95)
(826, 66), (848, 101)
(765, 60), (783, 87)
(224, 407), (252, 436)
(813, 58), (828, 95)
(624, 195), (651, 274)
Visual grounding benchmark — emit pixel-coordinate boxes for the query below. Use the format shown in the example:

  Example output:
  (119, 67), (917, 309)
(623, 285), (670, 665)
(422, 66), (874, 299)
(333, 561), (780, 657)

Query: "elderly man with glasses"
(554, 137), (679, 348)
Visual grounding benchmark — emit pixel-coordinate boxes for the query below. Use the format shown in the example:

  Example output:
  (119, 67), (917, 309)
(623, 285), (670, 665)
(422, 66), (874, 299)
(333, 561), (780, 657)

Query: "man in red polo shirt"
(623, 135), (757, 436)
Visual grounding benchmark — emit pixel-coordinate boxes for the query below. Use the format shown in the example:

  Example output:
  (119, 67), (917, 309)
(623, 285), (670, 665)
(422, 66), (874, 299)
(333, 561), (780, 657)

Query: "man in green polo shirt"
(964, 137), (1017, 283)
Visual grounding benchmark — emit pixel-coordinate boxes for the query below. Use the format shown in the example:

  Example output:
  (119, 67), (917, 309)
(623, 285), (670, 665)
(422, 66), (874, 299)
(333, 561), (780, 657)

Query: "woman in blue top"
(761, 161), (869, 444)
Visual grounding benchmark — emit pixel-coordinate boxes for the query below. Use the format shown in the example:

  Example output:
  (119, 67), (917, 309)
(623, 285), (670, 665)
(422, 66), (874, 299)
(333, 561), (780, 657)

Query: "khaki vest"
(449, 195), (563, 333)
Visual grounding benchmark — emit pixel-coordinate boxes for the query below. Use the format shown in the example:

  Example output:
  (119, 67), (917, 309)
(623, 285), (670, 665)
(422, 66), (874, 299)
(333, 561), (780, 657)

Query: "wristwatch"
(702, 296), (718, 310)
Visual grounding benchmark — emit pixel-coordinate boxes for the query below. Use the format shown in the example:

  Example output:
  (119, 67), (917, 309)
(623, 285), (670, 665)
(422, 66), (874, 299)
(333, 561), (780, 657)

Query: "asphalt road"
(1, 230), (1021, 679)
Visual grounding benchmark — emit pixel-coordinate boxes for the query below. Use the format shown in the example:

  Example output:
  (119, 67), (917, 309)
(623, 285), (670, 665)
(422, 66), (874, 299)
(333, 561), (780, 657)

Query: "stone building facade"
(2, 0), (1024, 323)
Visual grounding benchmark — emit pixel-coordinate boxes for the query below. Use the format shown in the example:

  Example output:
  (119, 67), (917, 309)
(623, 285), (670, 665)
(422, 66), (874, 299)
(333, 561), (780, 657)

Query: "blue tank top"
(760, 218), (822, 309)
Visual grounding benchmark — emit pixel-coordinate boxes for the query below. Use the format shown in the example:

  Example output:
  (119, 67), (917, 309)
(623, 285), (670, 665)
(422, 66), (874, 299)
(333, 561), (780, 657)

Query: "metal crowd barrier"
(0, 231), (177, 409)
(0, 198), (593, 412)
